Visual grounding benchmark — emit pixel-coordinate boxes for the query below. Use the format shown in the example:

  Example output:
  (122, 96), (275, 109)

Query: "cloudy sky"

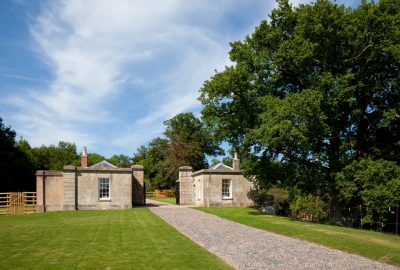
(0, 0), (358, 158)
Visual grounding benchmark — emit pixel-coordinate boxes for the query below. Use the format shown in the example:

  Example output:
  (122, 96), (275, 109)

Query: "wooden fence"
(154, 189), (175, 198)
(0, 192), (37, 215)
(146, 189), (175, 198)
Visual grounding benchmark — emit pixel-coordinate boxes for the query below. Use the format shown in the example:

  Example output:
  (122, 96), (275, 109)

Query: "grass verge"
(148, 197), (176, 204)
(0, 208), (231, 270)
(196, 207), (400, 266)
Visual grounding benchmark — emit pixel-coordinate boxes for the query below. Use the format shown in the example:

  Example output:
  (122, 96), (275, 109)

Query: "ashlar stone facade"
(35, 148), (145, 212)
(177, 155), (253, 207)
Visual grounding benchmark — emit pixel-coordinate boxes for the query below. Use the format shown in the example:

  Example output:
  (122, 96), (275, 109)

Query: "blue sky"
(0, 0), (359, 158)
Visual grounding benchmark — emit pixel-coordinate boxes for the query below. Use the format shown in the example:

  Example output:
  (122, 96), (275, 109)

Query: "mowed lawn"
(0, 208), (231, 270)
(197, 207), (400, 267)
(147, 197), (176, 204)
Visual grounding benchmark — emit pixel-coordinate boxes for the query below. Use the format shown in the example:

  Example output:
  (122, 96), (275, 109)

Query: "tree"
(0, 118), (35, 191)
(336, 158), (400, 227)
(290, 192), (329, 222)
(210, 156), (234, 168)
(132, 113), (223, 189)
(209, 158), (221, 167)
(199, 0), (400, 203)
(164, 112), (223, 176)
(31, 142), (79, 170)
(87, 153), (105, 166)
(0, 117), (17, 191)
(14, 139), (36, 191)
(221, 157), (233, 167)
(107, 154), (132, 168)
(132, 138), (172, 189)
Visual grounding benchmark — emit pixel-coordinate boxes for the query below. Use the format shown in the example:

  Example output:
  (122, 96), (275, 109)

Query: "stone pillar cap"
(179, 166), (193, 171)
(131, 164), (144, 170)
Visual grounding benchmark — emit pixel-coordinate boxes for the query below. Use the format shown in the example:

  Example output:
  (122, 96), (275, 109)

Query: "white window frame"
(99, 178), (110, 200)
(222, 179), (232, 199)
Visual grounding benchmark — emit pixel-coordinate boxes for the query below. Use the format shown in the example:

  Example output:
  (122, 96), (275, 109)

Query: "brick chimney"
(81, 146), (88, 168)
(232, 152), (240, 170)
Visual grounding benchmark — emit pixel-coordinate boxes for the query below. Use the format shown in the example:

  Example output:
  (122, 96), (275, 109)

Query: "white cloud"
(2, 0), (274, 156)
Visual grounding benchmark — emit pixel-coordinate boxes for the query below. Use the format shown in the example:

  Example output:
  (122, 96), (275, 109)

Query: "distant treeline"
(0, 112), (224, 192)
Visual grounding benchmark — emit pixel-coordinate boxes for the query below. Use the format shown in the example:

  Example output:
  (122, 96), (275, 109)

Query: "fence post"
(396, 203), (399, 236)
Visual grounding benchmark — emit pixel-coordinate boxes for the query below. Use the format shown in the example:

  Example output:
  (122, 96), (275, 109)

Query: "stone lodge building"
(35, 147), (145, 212)
(177, 154), (253, 207)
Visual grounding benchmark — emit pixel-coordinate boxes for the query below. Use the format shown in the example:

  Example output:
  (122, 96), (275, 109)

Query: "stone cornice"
(191, 169), (243, 177)
(61, 165), (144, 173)
(35, 170), (63, 176)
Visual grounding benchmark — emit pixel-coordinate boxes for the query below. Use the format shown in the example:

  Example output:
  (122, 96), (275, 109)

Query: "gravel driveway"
(147, 199), (397, 270)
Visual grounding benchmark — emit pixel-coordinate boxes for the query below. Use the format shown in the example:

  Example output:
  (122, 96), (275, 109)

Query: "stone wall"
(35, 171), (64, 212)
(202, 173), (253, 207)
(63, 166), (76, 211)
(132, 165), (145, 206)
(192, 175), (204, 206)
(177, 166), (194, 205)
(35, 165), (145, 212)
(77, 169), (133, 210)
(178, 167), (253, 207)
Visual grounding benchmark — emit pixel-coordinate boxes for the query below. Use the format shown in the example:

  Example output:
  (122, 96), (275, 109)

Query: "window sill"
(222, 197), (233, 200)
(99, 199), (111, 202)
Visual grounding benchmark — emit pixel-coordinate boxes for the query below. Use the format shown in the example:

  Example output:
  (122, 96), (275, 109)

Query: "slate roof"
(191, 162), (241, 177)
(209, 163), (233, 171)
(89, 160), (118, 169)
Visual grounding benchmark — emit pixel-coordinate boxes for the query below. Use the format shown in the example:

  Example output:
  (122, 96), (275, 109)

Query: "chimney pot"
(81, 146), (88, 167)
(232, 152), (240, 170)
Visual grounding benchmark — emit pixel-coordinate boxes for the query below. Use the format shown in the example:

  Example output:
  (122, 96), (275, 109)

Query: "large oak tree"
(199, 0), (399, 212)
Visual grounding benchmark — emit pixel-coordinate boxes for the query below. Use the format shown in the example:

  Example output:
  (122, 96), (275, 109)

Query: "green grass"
(196, 207), (400, 266)
(148, 197), (176, 204)
(0, 209), (231, 270)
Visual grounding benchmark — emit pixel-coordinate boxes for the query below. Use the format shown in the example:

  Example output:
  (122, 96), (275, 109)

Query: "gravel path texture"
(147, 199), (397, 270)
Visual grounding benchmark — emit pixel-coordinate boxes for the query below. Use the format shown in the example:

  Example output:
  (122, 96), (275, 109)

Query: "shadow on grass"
(248, 211), (264, 216)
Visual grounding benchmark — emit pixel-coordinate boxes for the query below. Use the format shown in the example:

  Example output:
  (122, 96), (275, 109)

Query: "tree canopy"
(199, 0), (400, 222)
(0, 118), (35, 191)
(164, 112), (223, 172)
(0, 116), (136, 191)
(132, 137), (172, 189)
(132, 113), (223, 189)
(31, 141), (79, 170)
(107, 154), (132, 168)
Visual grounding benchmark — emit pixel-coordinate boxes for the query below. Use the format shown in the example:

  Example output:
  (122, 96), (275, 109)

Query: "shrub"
(336, 158), (400, 229)
(248, 187), (290, 215)
(290, 193), (329, 222)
